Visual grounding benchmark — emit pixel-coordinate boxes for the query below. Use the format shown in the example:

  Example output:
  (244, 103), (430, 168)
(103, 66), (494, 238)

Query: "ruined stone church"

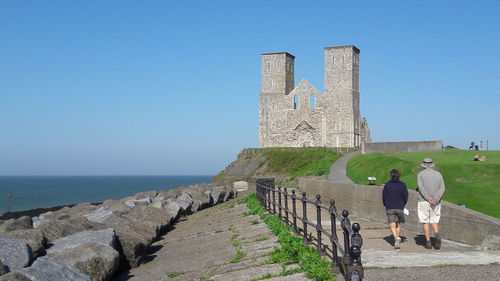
(259, 45), (372, 148)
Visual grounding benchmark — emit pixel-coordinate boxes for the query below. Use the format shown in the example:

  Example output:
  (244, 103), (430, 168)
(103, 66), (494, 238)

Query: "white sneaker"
(394, 237), (401, 249)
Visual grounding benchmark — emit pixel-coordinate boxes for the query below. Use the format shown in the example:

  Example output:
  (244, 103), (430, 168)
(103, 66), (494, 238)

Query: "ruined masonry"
(259, 45), (372, 148)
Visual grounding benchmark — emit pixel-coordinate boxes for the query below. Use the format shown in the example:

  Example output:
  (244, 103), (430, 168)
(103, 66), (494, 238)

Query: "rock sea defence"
(0, 183), (235, 281)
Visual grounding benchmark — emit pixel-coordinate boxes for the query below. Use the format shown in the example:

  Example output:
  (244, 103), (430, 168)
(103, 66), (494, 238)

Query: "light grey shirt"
(417, 168), (445, 202)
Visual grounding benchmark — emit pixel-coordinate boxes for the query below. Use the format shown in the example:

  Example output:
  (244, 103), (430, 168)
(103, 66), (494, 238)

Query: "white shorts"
(418, 201), (441, 223)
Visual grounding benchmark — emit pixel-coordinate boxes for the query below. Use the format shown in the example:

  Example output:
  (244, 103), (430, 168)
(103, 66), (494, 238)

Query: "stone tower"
(261, 52), (295, 95)
(259, 45), (371, 148)
(324, 46), (361, 147)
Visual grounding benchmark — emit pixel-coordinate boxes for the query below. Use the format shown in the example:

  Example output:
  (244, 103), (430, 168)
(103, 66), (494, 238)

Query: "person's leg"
(431, 223), (439, 234)
(389, 222), (398, 238)
(423, 223), (431, 241)
(395, 222), (401, 237)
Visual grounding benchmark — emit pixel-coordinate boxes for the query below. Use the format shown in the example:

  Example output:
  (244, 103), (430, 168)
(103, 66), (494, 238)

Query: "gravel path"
(327, 151), (359, 183)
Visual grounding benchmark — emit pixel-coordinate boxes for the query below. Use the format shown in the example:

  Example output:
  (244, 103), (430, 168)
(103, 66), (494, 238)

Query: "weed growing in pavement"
(245, 193), (336, 281)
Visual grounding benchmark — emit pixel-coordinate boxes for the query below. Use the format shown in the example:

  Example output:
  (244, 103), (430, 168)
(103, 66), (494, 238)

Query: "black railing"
(255, 178), (364, 281)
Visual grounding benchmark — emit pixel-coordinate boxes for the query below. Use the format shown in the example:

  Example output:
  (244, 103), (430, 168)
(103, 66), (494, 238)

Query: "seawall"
(299, 178), (500, 250)
(361, 140), (443, 154)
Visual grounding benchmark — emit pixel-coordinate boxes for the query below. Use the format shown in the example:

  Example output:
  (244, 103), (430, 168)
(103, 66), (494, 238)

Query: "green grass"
(346, 148), (500, 218)
(167, 271), (185, 278)
(262, 148), (341, 179)
(245, 194), (336, 281)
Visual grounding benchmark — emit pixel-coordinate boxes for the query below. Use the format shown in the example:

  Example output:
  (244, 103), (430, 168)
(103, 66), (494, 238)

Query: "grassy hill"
(347, 148), (500, 218)
(213, 148), (342, 185)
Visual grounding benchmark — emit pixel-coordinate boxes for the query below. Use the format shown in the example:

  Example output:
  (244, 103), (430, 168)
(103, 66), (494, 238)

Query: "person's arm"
(417, 172), (431, 201)
(382, 185), (387, 207)
(435, 174), (446, 202)
(402, 183), (409, 205)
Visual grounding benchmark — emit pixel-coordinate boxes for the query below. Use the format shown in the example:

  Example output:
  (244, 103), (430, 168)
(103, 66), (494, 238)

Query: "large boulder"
(0, 235), (32, 272)
(93, 213), (151, 268)
(3, 229), (46, 258)
(174, 193), (193, 214)
(47, 229), (119, 281)
(164, 200), (181, 220)
(19, 256), (91, 281)
(0, 272), (31, 281)
(37, 217), (101, 242)
(0, 217), (32, 233)
(0, 260), (6, 276)
(210, 185), (229, 204)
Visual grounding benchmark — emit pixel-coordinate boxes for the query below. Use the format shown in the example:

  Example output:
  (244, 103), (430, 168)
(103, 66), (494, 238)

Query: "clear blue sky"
(1, 0), (499, 175)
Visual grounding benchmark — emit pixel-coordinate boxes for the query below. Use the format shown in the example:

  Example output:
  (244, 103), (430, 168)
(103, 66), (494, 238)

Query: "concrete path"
(114, 198), (312, 281)
(327, 151), (359, 183)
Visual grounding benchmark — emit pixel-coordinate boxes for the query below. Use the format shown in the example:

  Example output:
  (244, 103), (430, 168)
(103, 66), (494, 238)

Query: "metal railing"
(255, 178), (364, 281)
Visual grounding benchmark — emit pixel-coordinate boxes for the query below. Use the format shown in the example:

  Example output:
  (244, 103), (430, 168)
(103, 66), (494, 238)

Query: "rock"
(47, 229), (115, 252)
(233, 181), (248, 191)
(210, 186), (228, 204)
(49, 244), (119, 281)
(3, 229), (46, 258)
(0, 235), (32, 272)
(0, 217), (32, 233)
(98, 214), (151, 268)
(150, 200), (164, 209)
(38, 215), (103, 243)
(0, 260), (6, 275)
(20, 256), (91, 281)
(31, 214), (51, 229)
(124, 197), (152, 207)
(174, 193), (193, 214)
(83, 207), (117, 224)
(120, 205), (171, 239)
(47, 230), (119, 281)
(157, 189), (182, 201)
(184, 186), (213, 209)
(133, 191), (158, 199)
(0, 272), (31, 281)
(164, 200), (181, 220)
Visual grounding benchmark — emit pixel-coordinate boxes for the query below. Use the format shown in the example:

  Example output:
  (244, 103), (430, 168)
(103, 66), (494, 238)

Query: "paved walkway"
(327, 151), (359, 183)
(114, 197), (311, 281)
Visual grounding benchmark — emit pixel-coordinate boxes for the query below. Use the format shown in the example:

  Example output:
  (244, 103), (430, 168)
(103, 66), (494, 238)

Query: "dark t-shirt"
(382, 180), (409, 210)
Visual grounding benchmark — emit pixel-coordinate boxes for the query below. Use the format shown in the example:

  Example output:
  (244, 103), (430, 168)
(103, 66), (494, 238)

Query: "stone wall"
(361, 140), (443, 154)
(298, 178), (500, 249)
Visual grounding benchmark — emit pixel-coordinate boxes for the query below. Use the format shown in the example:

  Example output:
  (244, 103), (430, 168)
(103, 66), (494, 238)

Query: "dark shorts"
(386, 209), (405, 223)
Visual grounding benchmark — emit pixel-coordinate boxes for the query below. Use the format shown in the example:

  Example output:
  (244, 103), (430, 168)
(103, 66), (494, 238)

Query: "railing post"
(272, 186), (276, 215)
(315, 194), (322, 253)
(266, 186), (271, 213)
(301, 192), (309, 243)
(341, 210), (351, 268)
(277, 186), (282, 220)
(351, 223), (363, 263)
(284, 187), (289, 226)
(347, 245), (364, 281)
(329, 199), (339, 268)
(292, 189), (297, 232)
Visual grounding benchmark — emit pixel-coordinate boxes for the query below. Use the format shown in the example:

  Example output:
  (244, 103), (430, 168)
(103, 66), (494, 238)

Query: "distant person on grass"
(382, 169), (408, 250)
(417, 158), (446, 250)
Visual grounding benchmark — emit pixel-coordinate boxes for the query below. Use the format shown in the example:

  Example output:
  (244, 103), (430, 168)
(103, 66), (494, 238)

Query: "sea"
(0, 175), (213, 215)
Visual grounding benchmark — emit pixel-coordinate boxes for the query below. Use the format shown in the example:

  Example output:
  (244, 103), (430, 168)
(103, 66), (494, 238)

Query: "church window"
(310, 95), (316, 110)
(267, 62), (271, 72)
(272, 80), (276, 86)
(294, 95), (300, 109)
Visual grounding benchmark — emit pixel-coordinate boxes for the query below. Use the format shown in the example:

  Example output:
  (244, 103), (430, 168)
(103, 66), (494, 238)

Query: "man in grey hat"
(417, 158), (445, 249)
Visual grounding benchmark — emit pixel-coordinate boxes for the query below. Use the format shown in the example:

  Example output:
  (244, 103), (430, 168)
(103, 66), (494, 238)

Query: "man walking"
(382, 169), (409, 249)
(417, 158), (446, 249)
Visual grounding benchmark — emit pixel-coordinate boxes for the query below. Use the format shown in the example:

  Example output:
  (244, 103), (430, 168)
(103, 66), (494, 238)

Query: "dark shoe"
(434, 233), (442, 250)
(424, 240), (432, 249)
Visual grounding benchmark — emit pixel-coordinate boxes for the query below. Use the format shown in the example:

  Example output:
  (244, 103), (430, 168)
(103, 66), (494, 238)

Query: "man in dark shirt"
(382, 169), (409, 249)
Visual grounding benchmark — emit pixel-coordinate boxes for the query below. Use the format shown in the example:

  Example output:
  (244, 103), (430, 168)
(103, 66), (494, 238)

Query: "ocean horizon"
(0, 175), (213, 215)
